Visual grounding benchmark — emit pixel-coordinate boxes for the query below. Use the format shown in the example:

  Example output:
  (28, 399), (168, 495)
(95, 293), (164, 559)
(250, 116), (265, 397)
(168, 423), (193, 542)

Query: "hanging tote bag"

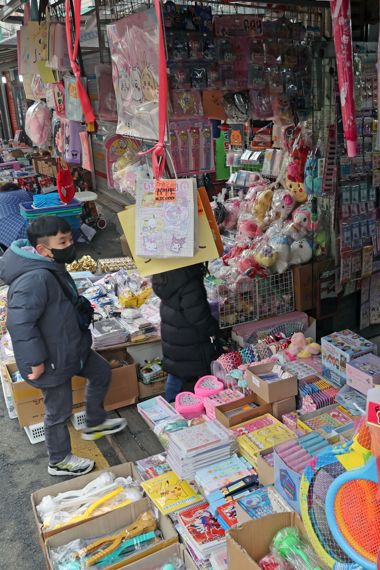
(56, 160), (76, 203)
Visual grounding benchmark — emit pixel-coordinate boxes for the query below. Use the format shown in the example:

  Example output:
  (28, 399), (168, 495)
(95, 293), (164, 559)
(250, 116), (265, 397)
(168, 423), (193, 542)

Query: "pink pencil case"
(175, 392), (205, 419)
(194, 375), (224, 398)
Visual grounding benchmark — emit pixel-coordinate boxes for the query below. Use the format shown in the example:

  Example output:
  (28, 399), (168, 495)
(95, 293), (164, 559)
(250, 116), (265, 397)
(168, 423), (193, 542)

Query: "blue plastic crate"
(20, 199), (82, 220)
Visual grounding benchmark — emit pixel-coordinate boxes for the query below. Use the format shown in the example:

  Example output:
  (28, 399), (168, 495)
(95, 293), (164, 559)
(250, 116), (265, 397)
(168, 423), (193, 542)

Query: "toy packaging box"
(346, 352), (380, 394)
(321, 329), (376, 386)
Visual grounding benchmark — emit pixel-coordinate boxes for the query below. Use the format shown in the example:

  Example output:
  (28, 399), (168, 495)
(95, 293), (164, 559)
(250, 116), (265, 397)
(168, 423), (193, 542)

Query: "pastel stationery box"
(246, 363), (297, 404)
(321, 329), (376, 386)
(346, 353), (380, 395)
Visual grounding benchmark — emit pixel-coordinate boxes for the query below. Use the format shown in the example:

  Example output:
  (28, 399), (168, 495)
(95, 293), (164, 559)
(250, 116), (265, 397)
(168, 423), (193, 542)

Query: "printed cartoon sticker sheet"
(135, 178), (196, 258)
(107, 7), (160, 140)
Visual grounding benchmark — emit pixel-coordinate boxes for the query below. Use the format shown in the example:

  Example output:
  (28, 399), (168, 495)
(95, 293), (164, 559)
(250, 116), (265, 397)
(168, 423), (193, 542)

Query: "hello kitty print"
(107, 8), (160, 140)
(135, 178), (196, 258)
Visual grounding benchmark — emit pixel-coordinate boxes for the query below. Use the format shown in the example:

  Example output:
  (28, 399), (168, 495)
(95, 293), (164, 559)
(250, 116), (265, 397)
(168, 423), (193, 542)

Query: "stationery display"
(195, 454), (254, 496)
(237, 486), (291, 520)
(135, 453), (171, 480)
(137, 397), (180, 429)
(141, 471), (202, 514)
(177, 501), (225, 561)
(203, 389), (245, 420)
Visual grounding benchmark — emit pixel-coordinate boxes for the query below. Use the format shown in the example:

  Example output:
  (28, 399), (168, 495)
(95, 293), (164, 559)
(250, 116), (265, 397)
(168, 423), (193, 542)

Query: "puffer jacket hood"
(0, 239), (67, 285)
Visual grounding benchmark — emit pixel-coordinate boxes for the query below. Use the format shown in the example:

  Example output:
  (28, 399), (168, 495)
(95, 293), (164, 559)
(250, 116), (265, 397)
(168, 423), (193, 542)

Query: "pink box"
(346, 353), (380, 395)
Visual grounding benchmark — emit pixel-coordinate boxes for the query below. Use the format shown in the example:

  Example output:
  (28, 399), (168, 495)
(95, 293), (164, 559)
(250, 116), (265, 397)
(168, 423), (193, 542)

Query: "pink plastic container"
(194, 375), (224, 398)
(175, 392), (205, 419)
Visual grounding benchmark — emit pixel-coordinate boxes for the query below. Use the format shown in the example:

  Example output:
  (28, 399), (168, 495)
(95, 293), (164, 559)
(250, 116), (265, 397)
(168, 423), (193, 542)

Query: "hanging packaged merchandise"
(56, 160), (76, 203)
(45, 84), (56, 109)
(64, 75), (86, 122)
(106, 7), (160, 140)
(52, 115), (64, 157)
(95, 64), (117, 122)
(63, 120), (84, 164)
(52, 81), (66, 117)
(135, 177), (197, 259)
(25, 101), (51, 146)
(47, 21), (70, 71)
(79, 131), (93, 171)
(30, 74), (46, 101)
(19, 21), (48, 75)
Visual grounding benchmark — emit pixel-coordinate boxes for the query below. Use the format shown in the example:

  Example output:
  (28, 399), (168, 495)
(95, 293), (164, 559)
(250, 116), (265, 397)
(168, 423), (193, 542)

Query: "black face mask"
(50, 244), (76, 264)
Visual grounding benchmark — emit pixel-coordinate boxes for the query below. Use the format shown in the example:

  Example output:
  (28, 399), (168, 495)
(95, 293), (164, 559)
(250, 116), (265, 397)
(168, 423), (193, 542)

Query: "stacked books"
(215, 500), (238, 530)
(137, 396), (180, 430)
(91, 318), (127, 349)
(167, 421), (236, 480)
(177, 501), (225, 563)
(195, 454), (254, 496)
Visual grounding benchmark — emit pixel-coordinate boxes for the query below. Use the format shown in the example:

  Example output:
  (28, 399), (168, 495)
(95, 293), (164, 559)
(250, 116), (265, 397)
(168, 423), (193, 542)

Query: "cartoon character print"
(170, 235), (186, 253)
(141, 65), (158, 102)
(131, 67), (143, 103)
(143, 235), (158, 253)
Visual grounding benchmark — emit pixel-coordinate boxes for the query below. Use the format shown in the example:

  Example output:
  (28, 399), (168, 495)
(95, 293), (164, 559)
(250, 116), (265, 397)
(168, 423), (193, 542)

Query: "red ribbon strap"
(65, 0), (96, 127)
(139, 0), (168, 179)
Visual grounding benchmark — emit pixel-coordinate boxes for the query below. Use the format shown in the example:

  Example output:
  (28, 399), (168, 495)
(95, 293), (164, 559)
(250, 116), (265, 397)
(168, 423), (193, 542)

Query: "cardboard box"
(256, 450), (275, 485)
(3, 363), (86, 428)
(227, 512), (306, 569)
(215, 394), (272, 428)
(272, 396), (296, 420)
(44, 498), (178, 570)
(138, 379), (166, 399)
(247, 364), (297, 404)
(97, 349), (139, 409)
(321, 329), (376, 386)
(31, 462), (141, 540)
(346, 353), (380, 395)
(274, 450), (302, 512)
(125, 543), (185, 570)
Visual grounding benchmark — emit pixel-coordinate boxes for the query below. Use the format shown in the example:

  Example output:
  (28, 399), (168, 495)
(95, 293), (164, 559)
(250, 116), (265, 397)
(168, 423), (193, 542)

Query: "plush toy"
(304, 154), (323, 196)
(269, 235), (291, 274)
(287, 202), (319, 241)
(270, 188), (296, 222)
(286, 333), (321, 359)
(237, 249), (268, 277)
(289, 238), (313, 265)
(287, 332), (307, 356)
(238, 218), (263, 240)
(252, 188), (273, 226)
(254, 240), (278, 268)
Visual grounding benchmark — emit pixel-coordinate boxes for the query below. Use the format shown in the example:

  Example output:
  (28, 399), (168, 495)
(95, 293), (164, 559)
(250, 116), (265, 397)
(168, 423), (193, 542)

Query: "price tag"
(155, 179), (177, 202)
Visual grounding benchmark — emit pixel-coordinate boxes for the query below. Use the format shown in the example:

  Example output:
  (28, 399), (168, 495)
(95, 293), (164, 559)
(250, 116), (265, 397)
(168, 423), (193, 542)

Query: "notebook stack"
(91, 318), (127, 349)
(177, 501), (226, 565)
(195, 454), (254, 497)
(167, 421), (236, 480)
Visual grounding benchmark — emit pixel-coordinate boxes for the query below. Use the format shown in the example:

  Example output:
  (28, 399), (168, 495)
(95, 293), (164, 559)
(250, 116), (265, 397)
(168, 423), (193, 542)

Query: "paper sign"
(118, 200), (218, 277)
(155, 179), (177, 202)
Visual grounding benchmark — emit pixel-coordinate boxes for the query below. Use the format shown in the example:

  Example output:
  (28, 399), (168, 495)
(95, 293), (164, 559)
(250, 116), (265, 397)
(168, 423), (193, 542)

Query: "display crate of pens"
(215, 271), (295, 329)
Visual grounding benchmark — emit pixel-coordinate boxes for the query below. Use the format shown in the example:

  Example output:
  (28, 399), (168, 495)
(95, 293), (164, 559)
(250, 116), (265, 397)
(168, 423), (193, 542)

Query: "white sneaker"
(48, 453), (95, 477)
(81, 417), (127, 441)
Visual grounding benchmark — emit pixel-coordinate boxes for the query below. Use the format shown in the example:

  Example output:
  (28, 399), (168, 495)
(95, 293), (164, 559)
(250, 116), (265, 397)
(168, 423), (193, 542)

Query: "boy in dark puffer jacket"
(152, 264), (221, 402)
(0, 216), (126, 476)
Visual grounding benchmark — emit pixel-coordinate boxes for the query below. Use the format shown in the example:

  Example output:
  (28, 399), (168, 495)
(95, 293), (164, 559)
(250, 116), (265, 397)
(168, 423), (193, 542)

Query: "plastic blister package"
(37, 472), (143, 531)
(25, 101), (51, 147)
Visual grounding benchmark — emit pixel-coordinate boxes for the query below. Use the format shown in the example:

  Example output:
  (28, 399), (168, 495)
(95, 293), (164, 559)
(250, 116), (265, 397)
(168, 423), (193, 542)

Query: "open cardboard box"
(256, 449), (275, 485)
(3, 363), (86, 428)
(124, 543), (185, 569)
(31, 462), (141, 540)
(97, 348), (139, 409)
(246, 364), (297, 404)
(215, 393), (272, 428)
(44, 497), (178, 570)
(227, 512), (308, 569)
(138, 379), (166, 399)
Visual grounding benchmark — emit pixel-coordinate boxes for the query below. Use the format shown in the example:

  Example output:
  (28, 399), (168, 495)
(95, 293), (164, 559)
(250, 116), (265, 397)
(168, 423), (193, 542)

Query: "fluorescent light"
(18, 74), (23, 82)
(1, 76), (7, 84)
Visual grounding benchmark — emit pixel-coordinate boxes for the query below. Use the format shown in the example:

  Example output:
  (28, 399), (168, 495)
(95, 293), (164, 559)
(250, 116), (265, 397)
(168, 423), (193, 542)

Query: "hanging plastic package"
(64, 75), (86, 122)
(52, 114), (64, 157)
(106, 7), (160, 141)
(56, 160), (76, 203)
(52, 81), (66, 118)
(19, 20), (49, 75)
(64, 120), (84, 164)
(47, 21), (70, 71)
(25, 101), (51, 146)
(79, 131), (93, 171)
(65, 0), (96, 131)
(95, 64), (118, 122)
(30, 74), (46, 100)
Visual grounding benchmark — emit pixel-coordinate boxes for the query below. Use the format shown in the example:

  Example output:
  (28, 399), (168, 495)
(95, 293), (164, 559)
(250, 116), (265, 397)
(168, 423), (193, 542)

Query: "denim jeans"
(165, 374), (184, 403)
